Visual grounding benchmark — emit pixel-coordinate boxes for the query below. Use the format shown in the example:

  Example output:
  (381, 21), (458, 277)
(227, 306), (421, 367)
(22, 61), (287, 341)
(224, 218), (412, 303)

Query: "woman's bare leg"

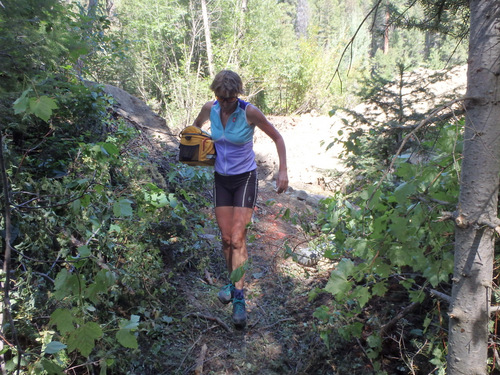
(215, 206), (253, 289)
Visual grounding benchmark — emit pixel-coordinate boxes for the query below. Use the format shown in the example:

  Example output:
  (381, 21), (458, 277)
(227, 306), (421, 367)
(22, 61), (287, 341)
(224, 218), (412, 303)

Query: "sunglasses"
(216, 96), (238, 103)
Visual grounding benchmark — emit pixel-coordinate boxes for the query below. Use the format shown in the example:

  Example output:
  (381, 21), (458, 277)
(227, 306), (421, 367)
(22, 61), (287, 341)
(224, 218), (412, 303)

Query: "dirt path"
(172, 182), (342, 375)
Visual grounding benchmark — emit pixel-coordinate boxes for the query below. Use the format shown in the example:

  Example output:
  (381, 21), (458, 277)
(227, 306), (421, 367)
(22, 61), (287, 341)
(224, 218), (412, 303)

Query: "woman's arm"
(192, 101), (214, 128)
(247, 105), (289, 194)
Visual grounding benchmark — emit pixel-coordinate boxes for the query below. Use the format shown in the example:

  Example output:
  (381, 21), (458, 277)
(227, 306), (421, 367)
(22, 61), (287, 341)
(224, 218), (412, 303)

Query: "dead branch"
(430, 289), (452, 304)
(489, 306), (500, 313)
(184, 313), (231, 332)
(385, 109), (466, 132)
(380, 301), (420, 337)
(203, 269), (214, 285)
(194, 343), (208, 375)
(326, 0), (384, 91)
(0, 132), (22, 375)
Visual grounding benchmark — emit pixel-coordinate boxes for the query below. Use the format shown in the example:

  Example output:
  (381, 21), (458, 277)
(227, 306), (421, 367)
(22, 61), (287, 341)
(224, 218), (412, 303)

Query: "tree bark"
(0, 133), (13, 375)
(200, 0), (215, 78)
(87, 0), (98, 17)
(447, 2), (500, 374)
(295, 0), (309, 37)
(383, 7), (389, 54)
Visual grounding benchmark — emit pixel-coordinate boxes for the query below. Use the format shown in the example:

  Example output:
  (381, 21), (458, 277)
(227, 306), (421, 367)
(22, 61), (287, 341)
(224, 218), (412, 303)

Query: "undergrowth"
(309, 114), (462, 373)
(1, 75), (215, 374)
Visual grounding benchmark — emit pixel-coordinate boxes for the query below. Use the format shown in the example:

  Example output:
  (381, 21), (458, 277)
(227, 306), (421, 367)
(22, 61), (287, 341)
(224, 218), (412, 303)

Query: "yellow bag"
(178, 126), (216, 166)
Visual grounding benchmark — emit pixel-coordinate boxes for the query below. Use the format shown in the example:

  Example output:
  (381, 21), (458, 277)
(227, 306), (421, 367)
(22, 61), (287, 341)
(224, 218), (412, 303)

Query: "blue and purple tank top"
(210, 99), (257, 175)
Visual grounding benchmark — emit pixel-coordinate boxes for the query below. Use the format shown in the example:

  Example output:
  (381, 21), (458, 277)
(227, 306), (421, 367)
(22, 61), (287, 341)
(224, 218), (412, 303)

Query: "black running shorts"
(214, 169), (258, 208)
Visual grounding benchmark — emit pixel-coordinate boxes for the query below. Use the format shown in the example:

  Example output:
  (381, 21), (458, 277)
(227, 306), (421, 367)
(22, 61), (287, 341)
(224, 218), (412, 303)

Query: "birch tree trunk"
(447, 2), (500, 374)
(200, 0), (215, 78)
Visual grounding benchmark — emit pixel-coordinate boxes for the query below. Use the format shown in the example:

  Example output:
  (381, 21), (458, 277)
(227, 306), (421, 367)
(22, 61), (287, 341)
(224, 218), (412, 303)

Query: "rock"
(296, 190), (308, 201)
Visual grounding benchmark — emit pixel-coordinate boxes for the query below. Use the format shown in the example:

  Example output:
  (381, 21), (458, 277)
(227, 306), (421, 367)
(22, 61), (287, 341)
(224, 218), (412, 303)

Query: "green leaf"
(113, 198), (134, 217)
(67, 322), (103, 357)
(49, 308), (75, 334)
(116, 315), (140, 348)
(116, 329), (138, 349)
(144, 190), (169, 208)
(53, 269), (81, 300)
(109, 224), (121, 233)
(119, 315), (140, 330)
(353, 285), (371, 307)
(78, 245), (91, 257)
(366, 333), (382, 349)
(13, 89), (31, 114)
(71, 199), (81, 213)
(85, 269), (115, 303)
(167, 193), (178, 208)
(324, 258), (355, 297)
(388, 218), (408, 239)
(29, 96), (58, 122)
(351, 238), (370, 258)
(324, 272), (351, 297)
(230, 262), (249, 284)
(371, 281), (388, 297)
(336, 258), (355, 275)
(387, 245), (412, 267)
(313, 305), (330, 322)
(40, 358), (64, 375)
(100, 142), (120, 156)
(44, 341), (67, 354)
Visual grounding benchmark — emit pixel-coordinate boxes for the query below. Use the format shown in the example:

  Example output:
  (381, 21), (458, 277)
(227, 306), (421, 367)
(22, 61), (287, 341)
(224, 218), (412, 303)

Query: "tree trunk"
(87, 0), (98, 17)
(200, 0), (215, 78)
(447, 2), (500, 374)
(383, 7), (389, 54)
(0, 134), (13, 375)
(295, 0), (309, 37)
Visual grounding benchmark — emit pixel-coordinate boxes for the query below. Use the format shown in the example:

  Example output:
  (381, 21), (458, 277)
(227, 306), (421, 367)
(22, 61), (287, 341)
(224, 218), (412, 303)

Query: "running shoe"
(217, 283), (234, 304)
(232, 298), (247, 328)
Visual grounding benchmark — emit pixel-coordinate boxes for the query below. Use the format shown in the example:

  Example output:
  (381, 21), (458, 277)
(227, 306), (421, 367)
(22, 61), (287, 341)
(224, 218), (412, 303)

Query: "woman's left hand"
(276, 170), (289, 194)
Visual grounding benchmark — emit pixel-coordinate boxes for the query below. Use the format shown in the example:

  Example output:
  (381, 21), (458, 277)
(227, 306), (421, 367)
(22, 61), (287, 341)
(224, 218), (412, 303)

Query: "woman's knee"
(221, 233), (232, 247)
(230, 233), (246, 250)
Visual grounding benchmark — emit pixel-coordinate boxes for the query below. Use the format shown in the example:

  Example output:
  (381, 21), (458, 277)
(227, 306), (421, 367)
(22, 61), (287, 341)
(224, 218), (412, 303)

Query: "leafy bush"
(2, 74), (215, 373)
(312, 120), (463, 372)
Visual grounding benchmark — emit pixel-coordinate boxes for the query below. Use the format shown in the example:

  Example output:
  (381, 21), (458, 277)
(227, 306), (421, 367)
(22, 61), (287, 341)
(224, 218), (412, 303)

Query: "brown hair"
(209, 70), (244, 96)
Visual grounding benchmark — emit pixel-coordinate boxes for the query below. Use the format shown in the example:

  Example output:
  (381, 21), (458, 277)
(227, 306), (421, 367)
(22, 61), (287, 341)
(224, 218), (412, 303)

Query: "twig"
(0, 331), (14, 348)
(204, 269), (214, 285)
(326, 0), (384, 91)
(0, 132), (22, 375)
(355, 338), (375, 369)
(380, 301), (420, 337)
(194, 343), (208, 375)
(184, 313), (231, 332)
(430, 289), (452, 304)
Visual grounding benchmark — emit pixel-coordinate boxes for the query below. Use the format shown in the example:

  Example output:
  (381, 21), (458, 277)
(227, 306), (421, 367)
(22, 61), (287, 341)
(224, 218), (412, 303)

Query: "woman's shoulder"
(204, 100), (216, 109)
(244, 102), (266, 121)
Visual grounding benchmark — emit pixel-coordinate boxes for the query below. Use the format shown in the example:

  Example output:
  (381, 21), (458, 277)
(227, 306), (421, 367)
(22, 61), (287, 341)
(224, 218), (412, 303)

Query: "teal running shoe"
(217, 283), (234, 304)
(232, 298), (246, 328)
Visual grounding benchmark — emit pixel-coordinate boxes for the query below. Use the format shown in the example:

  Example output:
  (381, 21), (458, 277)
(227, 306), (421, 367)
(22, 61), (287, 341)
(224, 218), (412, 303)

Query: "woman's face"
(215, 90), (238, 112)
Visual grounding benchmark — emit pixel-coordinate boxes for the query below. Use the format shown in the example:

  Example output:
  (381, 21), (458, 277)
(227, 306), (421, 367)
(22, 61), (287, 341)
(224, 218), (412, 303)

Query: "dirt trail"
(174, 184), (339, 375)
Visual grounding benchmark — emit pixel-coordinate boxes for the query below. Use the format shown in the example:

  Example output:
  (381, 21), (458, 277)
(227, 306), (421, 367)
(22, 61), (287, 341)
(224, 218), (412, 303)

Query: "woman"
(192, 70), (288, 328)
